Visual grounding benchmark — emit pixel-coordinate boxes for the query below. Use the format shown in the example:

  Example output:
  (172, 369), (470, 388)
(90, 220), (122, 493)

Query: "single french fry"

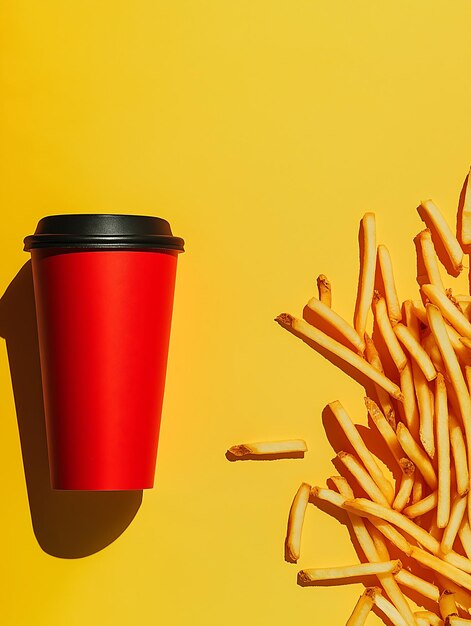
(346, 588), (376, 626)
(444, 324), (471, 366)
(316, 274), (332, 308)
(461, 338), (471, 351)
(354, 212), (376, 341)
(466, 366), (471, 395)
(415, 228), (446, 290)
(449, 413), (469, 497)
(328, 401), (395, 503)
(364, 334), (397, 425)
(410, 547), (471, 591)
(403, 491), (438, 518)
(418, 200), (463, 274)
(439, 590), (458, 620)
(337, 451), (391, 507)
(441, 495), (468, 555)
(393, 459), (415, 512)
(460, 166), (471, 246)
(395, 569), (439, 602)
(423, 285), (471, 340)
(396, 422), (438, 490)
(412, 359), (435, 459)
(378, 244), (402, 324)
(373, 589), (409, 626)
(367, 521), (391, 560)
(365, 397), (403, 464)
(422, 332), (447, 377)
(311, 486), (347, 509)
(401, 362), (421, 438)
(412, 475), (424, 504)
(275, 314), (404, 400)
(373, 294), (408, 372)
(227, 439), (307, 459)
(285, 482), (311, 562)
(298, 559), (402, 583)
(427, 304), (471, 519)
(412, 300), (428, 325)
(330, 475), (355, 500)
(395, 322), (437, 382)
(459, 518), (471, 560)
(437, 373), (451, 528)
(304, 296), (365, 353)
(446, 616), (471, 625)
(415, 612), (444, 626)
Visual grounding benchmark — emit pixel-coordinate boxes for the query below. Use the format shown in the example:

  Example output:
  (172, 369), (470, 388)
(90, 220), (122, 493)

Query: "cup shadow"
(0, 261), (143, 559)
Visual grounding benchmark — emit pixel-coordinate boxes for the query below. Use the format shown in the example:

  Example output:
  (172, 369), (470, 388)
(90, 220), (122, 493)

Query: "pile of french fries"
(270, 179), (471, 625)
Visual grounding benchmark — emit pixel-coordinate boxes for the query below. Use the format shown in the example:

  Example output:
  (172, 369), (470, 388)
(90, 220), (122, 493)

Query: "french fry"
(330, 475), (354, 500)
(446, 617), (471, 625)
(316, 274), (332, 308)
(441, 495), (468, 555)
(436, 373), (451, 528)
(275, 314), (404, 400)
(466, 366), (471, 395)
(393, 459), (415, 512)
(401, 362), (421, 438)
(410, 547), (471, 591)
(364, 397), (403, 464)
(304, 296), (365, 353)
(412, 359), (435, 459)
(435, 573), (471, 610)
(378, 244), (402, 324)
(449, 413), (469, 497)
(422, 332), (447, 377)
(460, 166), (471, 246)
(414, 612), (444, 626)
(444, 324), (471, 366)
(415, 228), (446, 291)
(367, 521), (391, 560)
(423, 285), (471, 340)
(368, 516), (413, 556)
(285, 482), (311, 563)
(412, 300), (429, 325)
(439, 590), (458, 620)
(412, 475), (424, 504)
(373, 588), (409, 626)
(403, 491), (438, 519)
(395, 569), (439, 602)
(394, 322), (437, 382)
(337, 451), (391, 507)
(396, 422), (438, 490)
(311, 486), (347, 509)
(373, 294), (408, 372)
(417, 200), (464, 275)
(364, 334), (397, 426)
(328, 401), (395, 503)
(354, 212), (376, 341)
(459, 518), (471, 560)
(461, 338), (471, 351)
(297, 560), (402, 584)
(227, 439), (307, 459)
(346, 588), (375, 626)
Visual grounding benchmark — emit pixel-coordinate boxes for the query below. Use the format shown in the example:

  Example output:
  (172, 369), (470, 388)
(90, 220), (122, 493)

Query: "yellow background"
(1, 1), (471, 624)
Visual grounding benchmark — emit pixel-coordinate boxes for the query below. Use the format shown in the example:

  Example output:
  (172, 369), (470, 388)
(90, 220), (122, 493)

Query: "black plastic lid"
(24, 214), (184, 252)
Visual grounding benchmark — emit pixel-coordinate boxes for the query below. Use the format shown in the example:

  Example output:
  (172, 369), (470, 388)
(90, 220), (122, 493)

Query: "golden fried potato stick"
(415, 617), (439, 626)
(415, 228), (446, 291)
(285, 482), (311, 563)
(466, 366), (471, 394)
(412, 475), (424, 504)
(449, 414), (470, 497)
(435, 573), (471, 611)
(443, 325), (471, 367)
(412, 360), (435, 459)
(298, 559), (402, 584)
(459, 518), (471, 560)
(346, 588), (375, 626)
(365, 397), (403, 464)
(418, 200), (464, 275)
(373, 294), (408, 372)
(373, 588), (409, 626)
(393, 459), (415, 512)
(396, 422), (438, 490)
(394, 323), (437, 382)
(441, 495), (468, 555)
(461, 338), (471, 351)
(378, 244), (402, 325)
(412, 301), (428, 325)
(227, 439), (307, 459)
(364, 334), (397, 426)
(423, 285), (471, 340)
(427, 304), (471, 518)
(415, 612), (444, 626)
(410, 547), (471, 591)
(316, 274), (332, 308)
(337, 451), (391, 507)
(437, 373), (451, 528)
(304, 296), (365, 353)
(460, 167), (471, 246)
(329, 475), (354, 500)
(275, 314), (404, 400)
(439, 589), (458, 620)
(403, 491), (438, 518)
(422, 332), (447, 377)
(368, 516), (413, 556)
(395, 569), (439, 602)
(328, 400), (395, 503)
(446, 616), (471, 625)
(367, 521), (391, 560)
(401, 362), (421, 438)
(354, 212), (376, 341)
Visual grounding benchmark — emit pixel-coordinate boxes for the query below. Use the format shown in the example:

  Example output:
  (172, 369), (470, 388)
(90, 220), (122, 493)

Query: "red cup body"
(30, 248), (178, 490)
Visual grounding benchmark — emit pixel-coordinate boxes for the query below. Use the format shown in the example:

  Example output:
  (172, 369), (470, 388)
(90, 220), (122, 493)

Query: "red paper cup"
(24, 214), (184, 490)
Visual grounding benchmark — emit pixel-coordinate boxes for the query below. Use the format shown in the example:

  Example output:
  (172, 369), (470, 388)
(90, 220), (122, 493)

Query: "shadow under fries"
(417, 203), (461, 278)
(225, 450), (305, 462)
(0, 261), (143, 559)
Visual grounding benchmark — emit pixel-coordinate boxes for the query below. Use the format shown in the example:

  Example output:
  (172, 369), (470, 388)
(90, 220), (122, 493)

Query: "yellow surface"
(2, 1), (471, 624)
